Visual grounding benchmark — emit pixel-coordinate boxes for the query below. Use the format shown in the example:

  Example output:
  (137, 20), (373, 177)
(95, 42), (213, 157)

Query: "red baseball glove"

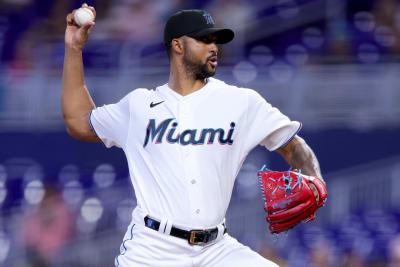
(257, 166), (327, 234)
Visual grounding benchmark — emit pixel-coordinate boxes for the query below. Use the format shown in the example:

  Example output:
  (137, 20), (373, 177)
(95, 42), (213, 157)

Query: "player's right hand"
(65, 3), (96, 51)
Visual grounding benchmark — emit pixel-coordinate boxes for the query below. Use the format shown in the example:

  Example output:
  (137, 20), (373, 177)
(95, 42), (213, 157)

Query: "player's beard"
(182, 45), (216, 80)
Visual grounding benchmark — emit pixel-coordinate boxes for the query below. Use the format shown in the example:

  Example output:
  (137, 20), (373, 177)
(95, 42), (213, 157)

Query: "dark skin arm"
(276, 135), (324, 202)
(62, 4), (100, 143)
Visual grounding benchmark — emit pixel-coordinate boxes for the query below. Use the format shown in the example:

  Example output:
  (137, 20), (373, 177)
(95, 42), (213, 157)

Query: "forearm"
(277, 136), (324, 181)
(61, 47), (95, 120)
(61, 47), (97, 141)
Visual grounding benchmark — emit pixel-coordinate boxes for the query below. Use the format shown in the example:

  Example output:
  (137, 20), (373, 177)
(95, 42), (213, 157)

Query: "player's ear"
(171, 38), (184, 55)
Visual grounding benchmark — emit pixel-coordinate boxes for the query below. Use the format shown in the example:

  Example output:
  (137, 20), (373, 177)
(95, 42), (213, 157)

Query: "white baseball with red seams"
(89, 77), (301, 266)
(73, 7), (94, 26)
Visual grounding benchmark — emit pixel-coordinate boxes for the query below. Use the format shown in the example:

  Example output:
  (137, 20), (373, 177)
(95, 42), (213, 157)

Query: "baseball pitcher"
(62, 4), (327, 267)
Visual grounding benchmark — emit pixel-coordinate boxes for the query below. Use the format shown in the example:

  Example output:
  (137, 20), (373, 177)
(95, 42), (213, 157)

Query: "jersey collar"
(162, 78), (214, 101)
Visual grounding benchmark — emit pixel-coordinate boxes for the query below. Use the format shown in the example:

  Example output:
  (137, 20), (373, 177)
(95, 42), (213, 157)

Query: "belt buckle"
(189, 230), (206, 245)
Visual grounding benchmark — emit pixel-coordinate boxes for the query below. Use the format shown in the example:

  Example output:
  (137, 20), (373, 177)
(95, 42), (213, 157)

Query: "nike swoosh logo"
(150, 101), (164, 108)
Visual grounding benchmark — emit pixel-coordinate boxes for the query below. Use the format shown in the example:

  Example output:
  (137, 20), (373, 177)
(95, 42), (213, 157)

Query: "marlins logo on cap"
(202, 12), (214, 25)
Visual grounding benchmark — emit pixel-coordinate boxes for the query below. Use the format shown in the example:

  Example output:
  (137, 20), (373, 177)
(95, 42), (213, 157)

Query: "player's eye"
(204, 38), (214, 44)
(197, 37), (209, 43)
(197, 36), (217, 44)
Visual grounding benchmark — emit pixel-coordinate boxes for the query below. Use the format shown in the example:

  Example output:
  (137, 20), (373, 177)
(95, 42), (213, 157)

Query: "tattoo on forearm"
(289, 143), (322, 179)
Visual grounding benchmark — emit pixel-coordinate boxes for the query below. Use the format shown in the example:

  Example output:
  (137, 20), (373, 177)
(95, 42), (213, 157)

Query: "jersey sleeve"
(89, 94), (131, 148)
(245, 89), (301, 151)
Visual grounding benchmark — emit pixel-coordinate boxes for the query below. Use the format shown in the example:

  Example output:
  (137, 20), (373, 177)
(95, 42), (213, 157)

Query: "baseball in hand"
(74, 7), (95, 27)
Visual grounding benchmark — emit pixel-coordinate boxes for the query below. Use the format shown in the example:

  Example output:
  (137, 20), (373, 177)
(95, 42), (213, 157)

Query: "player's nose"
(208, 42), (218, 54)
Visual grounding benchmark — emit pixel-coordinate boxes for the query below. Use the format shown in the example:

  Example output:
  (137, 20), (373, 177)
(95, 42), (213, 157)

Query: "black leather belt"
(144, 216), (227, 245)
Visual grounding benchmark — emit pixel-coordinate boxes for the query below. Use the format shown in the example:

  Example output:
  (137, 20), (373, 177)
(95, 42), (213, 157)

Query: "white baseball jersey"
(89, 77), (301, 229)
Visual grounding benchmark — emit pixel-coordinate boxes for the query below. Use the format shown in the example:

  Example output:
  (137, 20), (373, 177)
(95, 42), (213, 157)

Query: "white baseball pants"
(115, 222), (278, 267)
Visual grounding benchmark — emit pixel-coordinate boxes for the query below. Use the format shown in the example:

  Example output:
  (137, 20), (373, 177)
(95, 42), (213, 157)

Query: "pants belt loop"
(164, 220), (172, 235)
(158, 218), (167, 234)
(216, 224), (224, 241)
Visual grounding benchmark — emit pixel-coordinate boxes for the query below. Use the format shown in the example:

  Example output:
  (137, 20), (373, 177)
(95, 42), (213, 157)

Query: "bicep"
(64, 112), (101, 143)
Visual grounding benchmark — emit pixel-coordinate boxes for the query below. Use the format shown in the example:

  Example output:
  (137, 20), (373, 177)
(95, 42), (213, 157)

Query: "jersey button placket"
(179, 99), (205, 220)
(179, 100), (191, 159)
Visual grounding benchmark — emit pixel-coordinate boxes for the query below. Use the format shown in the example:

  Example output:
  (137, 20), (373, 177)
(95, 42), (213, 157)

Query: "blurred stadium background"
(0, 0), (399, 266)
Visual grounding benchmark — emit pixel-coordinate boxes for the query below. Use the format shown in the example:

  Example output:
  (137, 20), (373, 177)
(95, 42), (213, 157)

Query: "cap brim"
(187, 28), (234, 44)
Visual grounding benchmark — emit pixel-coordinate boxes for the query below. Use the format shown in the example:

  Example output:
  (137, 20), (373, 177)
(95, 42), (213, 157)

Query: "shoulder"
(126, 88), (154, 98)
(209, 78), (262, 100)
(121, 87), (155, 103)
(208, 77), (238, 91)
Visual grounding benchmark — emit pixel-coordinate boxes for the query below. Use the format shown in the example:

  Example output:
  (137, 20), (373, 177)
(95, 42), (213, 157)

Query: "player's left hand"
(257, 167), (327, 234)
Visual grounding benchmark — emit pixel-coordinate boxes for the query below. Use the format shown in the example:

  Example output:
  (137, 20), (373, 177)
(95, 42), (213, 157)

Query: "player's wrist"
(65, 44), (83, 54)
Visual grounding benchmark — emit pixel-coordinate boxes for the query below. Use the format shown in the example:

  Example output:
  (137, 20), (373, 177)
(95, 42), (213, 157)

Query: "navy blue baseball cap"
(164, 10), (235, 45)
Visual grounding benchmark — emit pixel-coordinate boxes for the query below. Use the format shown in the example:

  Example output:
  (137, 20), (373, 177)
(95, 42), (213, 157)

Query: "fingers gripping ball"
(74, 7), (95, 26)
(257, 166), (327, 234)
